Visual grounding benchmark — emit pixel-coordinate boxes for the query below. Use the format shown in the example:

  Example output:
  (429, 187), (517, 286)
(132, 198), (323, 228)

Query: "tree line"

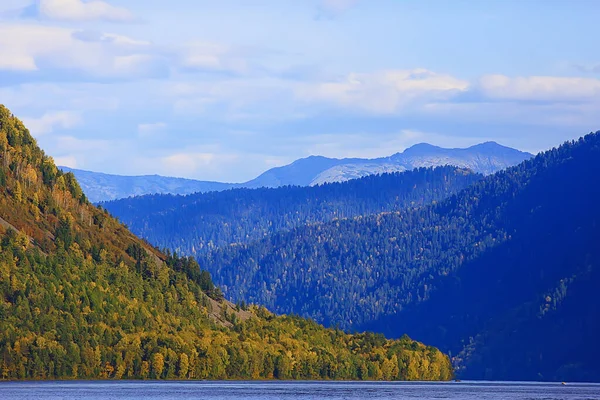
(103, 166), (481, 255)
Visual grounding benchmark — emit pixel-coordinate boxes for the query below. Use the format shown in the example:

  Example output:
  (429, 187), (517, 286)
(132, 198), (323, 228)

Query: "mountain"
(59, 166), (235, 203)
(310, 163), (407, 186)
(390, 141), (534, 174)
(243, 155), (365, 188)
(193, 131), (600, 381)
(311, 142), (533, 186)
(62, 142), (532, 202)
(0, 104), (453, 381)
(102, 166), (482, 255)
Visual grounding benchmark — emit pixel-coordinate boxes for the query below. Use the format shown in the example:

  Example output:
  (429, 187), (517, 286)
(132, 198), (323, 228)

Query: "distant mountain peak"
(400, 143), (444, 155)
(474, 140), (501, 146)
(63, 141), (534, 201)
(408, 142), (442, 150)
(470, 141), (512, 150)
(468, 141), (533, 157)
(302, 155), (332, 160)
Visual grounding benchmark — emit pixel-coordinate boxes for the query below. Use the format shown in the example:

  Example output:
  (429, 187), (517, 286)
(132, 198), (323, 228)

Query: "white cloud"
(0, 53), (37, 71)
(168, 77), (301, 119)
(293, 71), (600, 120)
(157, 151), (240, 178)
(0, 24), (66, 72)
(479, 75), (600, 101)
(296, 69), (469, 114)
(138, 122), (167, 138)
(54, 155), (78, 168)
(54, 135), (111, 152)
(22, 111), (81, 135)
(162, 152), (215, 171)
(37, 0), (134, 22)
(0, 83), (121, 134)
(293, 129), (489, 160)
(422, 100), (600, 129)
(0, 24), (165, 79)
(0, 24), (258, 82)
(37, 135), (118, 170)
(167, 70), (471, 121)
(179, 42), (249, 74)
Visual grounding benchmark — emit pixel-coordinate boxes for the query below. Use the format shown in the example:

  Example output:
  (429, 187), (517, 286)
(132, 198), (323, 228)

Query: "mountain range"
(6, 100), (598, 383)
(102, 166), (482, 255)
(62, 142), (532, 202)
(202, 133), (600, 381)
(105, 129), (600, 382)
(0, 105), (453, 381)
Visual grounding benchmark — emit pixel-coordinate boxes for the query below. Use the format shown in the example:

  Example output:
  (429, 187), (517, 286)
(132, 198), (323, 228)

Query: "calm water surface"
(1, 381), (599, 400)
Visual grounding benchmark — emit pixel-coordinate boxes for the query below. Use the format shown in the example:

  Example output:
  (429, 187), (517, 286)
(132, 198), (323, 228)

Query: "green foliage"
(0, 237), (451, 380)
(162, 251), (221, 300)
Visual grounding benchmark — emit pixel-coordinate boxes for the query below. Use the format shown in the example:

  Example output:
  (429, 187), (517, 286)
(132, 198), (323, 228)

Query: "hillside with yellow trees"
(0, 105), (452, 380)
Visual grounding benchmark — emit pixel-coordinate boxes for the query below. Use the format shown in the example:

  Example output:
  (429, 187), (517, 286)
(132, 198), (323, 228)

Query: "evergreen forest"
(0, 105), (453, 381)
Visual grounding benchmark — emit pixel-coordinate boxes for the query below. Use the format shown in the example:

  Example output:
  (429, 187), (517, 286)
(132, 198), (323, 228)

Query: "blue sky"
(1, 0), (599, 182)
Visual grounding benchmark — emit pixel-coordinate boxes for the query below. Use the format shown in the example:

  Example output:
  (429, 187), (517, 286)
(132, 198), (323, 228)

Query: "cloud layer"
(0, 24), (161, 79)
(479, 75), (600, 101)
(1, 1), (598, 181)
(296, 69), (469, 114)
(34, 0), (134, 22)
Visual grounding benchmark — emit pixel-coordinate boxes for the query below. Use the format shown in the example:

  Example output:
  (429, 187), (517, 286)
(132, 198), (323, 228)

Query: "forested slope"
(371, 133), (600, 381)
(0, 105), (452, 381)
(197, 132), (600, 381)
(103, 167), (482, 255)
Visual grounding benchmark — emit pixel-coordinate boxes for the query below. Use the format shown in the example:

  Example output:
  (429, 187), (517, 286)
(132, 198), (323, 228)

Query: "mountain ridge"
(188, 131), (600, 381)
(61, 141), (532, 202)
(102, 166), (482, 255)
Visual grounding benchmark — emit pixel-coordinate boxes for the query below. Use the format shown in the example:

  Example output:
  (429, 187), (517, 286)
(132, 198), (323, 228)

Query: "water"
(0, 381), (599, 399)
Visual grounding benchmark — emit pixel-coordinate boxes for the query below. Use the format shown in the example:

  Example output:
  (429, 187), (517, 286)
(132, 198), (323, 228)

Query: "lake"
(0, 381), (599, 399)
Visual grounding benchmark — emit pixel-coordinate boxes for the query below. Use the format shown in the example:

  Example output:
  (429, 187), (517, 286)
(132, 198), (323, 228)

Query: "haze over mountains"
(62, 142), (532, 202)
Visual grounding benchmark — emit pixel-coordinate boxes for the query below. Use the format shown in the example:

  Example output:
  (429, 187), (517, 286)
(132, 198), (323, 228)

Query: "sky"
(1, 0), (599, 182)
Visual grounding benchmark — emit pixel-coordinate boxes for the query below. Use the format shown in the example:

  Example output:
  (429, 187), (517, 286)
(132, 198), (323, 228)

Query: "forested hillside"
(371, 132), (600, 381)
(103, 167), (482, 255)
(0, 105), (453, 381)
(196, 132), (600, 381)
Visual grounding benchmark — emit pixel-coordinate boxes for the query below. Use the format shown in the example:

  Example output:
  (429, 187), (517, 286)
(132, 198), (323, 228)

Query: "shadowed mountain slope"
(194, 131), (600, 382)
